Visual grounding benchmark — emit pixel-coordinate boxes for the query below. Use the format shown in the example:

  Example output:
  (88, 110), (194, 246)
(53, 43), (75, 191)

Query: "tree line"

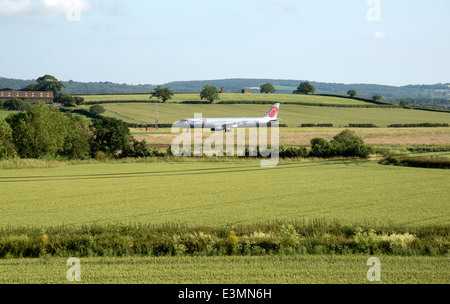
(0, 102), (155, 160)
(2, 76), (448, 101)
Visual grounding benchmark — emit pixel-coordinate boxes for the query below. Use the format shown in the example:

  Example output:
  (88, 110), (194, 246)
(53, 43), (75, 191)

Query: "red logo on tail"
(268, 107), (278, 118)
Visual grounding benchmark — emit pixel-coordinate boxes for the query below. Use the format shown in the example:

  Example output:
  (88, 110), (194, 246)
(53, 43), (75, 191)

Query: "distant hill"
(1, 76), (449, 106)
(0, 77), (156, 95)
(164, 79), (450, 101)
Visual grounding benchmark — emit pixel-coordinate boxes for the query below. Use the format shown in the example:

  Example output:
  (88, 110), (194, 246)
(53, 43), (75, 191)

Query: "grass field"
(131, 127), (450, 147)
(96, 103), (450, 128)
(1, 255), (448, 284)
(0, 159), (448, 228)
(79, 93), (371, 106)
(2, 99), (450, 285)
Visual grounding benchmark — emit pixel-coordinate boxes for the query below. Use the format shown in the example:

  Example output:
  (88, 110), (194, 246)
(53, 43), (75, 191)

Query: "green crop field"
(0, 159), (448, 228)
(79, 93), (372, 106)
(1, 158), (449, 284)
(2, 99), (450, 285)
(96, 103), (450, 128)
(1, 255), (448, 284)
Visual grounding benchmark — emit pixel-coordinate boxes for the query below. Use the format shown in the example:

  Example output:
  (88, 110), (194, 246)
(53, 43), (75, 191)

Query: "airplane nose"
(174, 121), (188, 128)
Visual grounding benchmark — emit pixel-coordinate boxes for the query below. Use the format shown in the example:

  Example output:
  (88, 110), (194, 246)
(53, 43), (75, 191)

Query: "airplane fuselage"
(174, 103), (282, 132)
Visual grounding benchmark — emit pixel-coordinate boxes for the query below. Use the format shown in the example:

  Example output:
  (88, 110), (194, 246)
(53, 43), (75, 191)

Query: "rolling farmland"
(79, 93), (372, 106)
(97, 103), (450, 128)
(0, 160), (448, 228)
(1, 95), (450, 284)
(2, 256), (448, 284)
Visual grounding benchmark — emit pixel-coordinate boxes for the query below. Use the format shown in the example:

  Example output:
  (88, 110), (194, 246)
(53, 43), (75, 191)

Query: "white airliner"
(174, 103), (281, 132)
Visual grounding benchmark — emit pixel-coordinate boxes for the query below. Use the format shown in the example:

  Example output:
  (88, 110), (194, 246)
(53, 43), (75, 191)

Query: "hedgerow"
(0, 221), (448, 258)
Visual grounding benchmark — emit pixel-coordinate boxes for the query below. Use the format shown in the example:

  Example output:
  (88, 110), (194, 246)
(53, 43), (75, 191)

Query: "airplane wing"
(230, 121), (249, 128)
(210, 120), (248, 131)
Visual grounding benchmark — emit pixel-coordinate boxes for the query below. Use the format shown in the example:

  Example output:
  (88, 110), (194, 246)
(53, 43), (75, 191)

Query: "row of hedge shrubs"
(167, 130), (373, 159)
(381, 155), (450, 169)
(348, 123), (378, 128)
(387, 123), (449, 128)
(216, 100), (393, 108)
(83, 100), (158, 105)
(300, 123), (450, 128)
(402, 104), (450, 114)
(1, 222), (448, 258)
(314, 93), (393, 106)
(300, 123), (334, 127)
(82, 99), (393, 108)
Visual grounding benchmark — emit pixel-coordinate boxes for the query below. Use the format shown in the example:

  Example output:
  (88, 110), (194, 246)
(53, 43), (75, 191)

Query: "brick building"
(0, 90), (54, 103)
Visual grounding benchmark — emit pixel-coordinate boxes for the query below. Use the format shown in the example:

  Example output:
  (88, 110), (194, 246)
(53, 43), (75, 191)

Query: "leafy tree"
(35, 75), (66, 95)
(0, 118), (17, 159)
(6, 102), (90, 159)
(309, 138), (335, 158)
(89, 117), (132, 158)
(124, 138), (152, 158)
(6, 103), (66, 158)
(200, 85), (220, 103)
(260, 83), (276, 94)
(309, 130), (373, 159)
(60, 114), (92, 159)
(347, 90), (357, 98)
(294, 82), (315, 95)
(90, 105), (106, 115)
(151, 86), (173, 103)
(23, 75), (82, 107)
(372, 95), (383, 102)
(330, 129), (373, 158)
(2, 98), (30, 111)
(54, 93), (84, 107)
(23, 83), (38, 91)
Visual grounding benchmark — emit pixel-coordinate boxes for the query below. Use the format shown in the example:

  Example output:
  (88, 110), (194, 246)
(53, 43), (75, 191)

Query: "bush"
(309, 138), (336, 158)
(309, 130), (373, 159)
(54, 93), (84, 107)
(89, 117), (132, 158)
(300, 123), (333, 127)
(0, 222), (447, 258)
(124, 139), (152, 158)
(382, 155), (450, 169)
(348, 123), (378, 128)
(89, 105), (106, 115)
(94, 151), (107, 160)
(0, 118), (17, 160)
(6, 102), (91, 159)
(279, 146), (308, 158)
(331, 129), (373, 158)
(2, 98), (30, 111)
(388, 123), (449, 128)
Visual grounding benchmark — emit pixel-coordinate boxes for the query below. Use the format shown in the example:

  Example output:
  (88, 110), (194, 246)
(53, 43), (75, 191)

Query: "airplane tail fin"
(264, 103), (280, 119)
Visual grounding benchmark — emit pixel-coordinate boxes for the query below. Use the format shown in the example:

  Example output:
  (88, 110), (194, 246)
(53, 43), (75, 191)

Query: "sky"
(0, 0), (449, 86)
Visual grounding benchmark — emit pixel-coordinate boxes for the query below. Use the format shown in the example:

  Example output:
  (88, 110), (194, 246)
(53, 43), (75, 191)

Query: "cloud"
(262, 2), (296, 13)
(363, 31), (388, 39)
(372, 32), (387, 39)
(0, 0), (92, 20)
(87, 21), (118, 32)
